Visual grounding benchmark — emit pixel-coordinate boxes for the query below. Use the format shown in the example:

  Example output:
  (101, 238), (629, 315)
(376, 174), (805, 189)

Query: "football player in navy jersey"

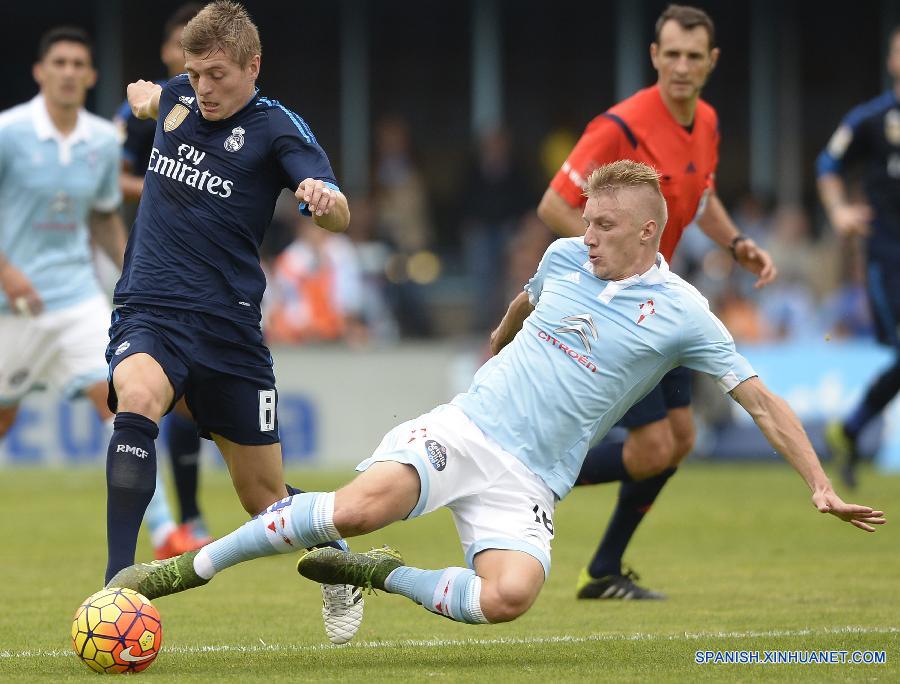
(103, 0), (357, 644)
(818, 26), (900, 488)
(113, 2), (213, 564)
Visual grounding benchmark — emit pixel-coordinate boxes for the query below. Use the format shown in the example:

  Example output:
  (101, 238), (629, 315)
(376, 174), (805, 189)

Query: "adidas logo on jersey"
(179, 95), (195, 107)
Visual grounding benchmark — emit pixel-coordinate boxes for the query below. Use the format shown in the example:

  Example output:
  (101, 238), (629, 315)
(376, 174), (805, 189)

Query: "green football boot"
(105, 550), (208, 599)
(298, 546), (403, 592)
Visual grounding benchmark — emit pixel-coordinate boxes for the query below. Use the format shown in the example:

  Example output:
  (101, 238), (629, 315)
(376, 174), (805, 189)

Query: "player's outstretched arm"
(696, 193), (777, 289)
(295, 179), (350, 233)
(490, 291), (534, 355)
(126, 80), (162, 121)
(729, 377), (886, 532)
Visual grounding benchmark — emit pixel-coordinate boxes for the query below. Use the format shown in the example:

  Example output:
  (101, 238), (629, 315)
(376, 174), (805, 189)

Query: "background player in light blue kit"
(0, 27), (126, 440)
(109, 160), (884, 629)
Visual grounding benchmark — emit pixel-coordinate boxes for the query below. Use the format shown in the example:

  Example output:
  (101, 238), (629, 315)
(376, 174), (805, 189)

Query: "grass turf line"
(0, 464), (896, 681)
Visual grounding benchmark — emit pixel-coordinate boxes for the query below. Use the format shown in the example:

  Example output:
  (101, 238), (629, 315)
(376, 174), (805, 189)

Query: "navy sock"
(845, 357), (900, 440)
(105, 412), (160, 584)
(588, 468), (676, 579)
(166, 413), (202, 523)
(576, 440), (632, 485)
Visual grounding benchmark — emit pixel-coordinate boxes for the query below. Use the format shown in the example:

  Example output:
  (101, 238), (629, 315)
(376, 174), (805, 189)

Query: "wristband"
(729, 234), (749, 260)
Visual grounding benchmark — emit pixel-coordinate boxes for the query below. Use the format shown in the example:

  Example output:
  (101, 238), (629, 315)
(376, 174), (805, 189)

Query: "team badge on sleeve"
(163, 104), (190, 132)
(224, 126), (245, 152)
(827, 125), (853, 157)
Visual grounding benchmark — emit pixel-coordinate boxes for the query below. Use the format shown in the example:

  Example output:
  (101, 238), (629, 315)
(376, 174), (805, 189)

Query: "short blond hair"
(585, 160), (668, 231)
(182, 1), (260, 67)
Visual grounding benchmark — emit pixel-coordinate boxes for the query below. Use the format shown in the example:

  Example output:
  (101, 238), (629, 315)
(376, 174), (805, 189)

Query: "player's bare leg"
(578, 410), (693, 600)
(104, 353), (174, 582)
(472, 549), (545, 623)
(213, 436), (288, 515)
(298, 546), (544, 625)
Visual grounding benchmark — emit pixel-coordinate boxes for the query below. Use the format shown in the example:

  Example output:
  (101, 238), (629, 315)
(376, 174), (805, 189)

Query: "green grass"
(0, 464), (897, 681)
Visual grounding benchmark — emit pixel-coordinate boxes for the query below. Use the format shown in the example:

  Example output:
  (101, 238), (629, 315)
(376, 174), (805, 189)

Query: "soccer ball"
(71, 587), (163, 673)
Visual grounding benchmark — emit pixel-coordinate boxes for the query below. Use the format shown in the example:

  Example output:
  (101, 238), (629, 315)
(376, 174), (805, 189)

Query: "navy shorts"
(618, 366), (693, 429)
(867, 260), (900, 348)
(106, 305), (279, 445)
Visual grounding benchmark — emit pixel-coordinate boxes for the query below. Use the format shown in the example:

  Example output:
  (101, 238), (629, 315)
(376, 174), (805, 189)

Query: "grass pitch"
(0, 464), (897, 681)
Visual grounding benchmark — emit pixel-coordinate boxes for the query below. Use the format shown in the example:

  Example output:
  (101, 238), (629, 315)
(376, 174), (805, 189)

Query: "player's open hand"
(829, 203), (872, 238)
(812, 487), (886, 532)
(295, 179), (337, 217)
(127, 80), (162, 120)
(0, 261), (43, 316)
(734, 238), (777, 289)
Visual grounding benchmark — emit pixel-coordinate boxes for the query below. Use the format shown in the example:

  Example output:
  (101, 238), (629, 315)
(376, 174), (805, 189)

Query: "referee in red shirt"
(538, 4), (777, 600)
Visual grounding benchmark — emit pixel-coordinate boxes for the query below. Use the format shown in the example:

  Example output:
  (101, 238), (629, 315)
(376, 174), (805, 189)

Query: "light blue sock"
(385, 566), (489, 624)
(144, 472), (176, 548)
(200, 492), (340, 575)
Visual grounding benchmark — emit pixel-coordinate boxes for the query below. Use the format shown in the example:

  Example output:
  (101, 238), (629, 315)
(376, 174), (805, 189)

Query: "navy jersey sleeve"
(815, 96), (887, 177)
(266, 106), (337, 216)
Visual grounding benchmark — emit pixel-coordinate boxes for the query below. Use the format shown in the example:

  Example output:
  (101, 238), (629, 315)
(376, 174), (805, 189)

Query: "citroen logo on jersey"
(554, 314), (598, 354)
(224, 126), (246, 152)
(163, 103), (190, 132)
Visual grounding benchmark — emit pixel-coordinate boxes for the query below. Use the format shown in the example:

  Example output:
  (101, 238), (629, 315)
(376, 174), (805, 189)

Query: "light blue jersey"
(0, 95), (121, 312)
(452, 238), (756, 499)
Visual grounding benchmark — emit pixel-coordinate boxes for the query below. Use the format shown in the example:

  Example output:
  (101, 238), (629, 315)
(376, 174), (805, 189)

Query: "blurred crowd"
(148, 113), (870, 349)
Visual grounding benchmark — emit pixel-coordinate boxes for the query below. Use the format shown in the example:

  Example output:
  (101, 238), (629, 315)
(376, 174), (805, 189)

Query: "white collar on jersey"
(31, 94), (91, 164)
(590, 253), (670, 304)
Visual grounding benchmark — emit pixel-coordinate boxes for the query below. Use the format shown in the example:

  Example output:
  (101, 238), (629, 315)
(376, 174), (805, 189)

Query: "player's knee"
(480, 579), (537, 623)
(671, 427), (696, 465)
(114, 383), (167, 422)
(332, 497), (383, 536)
(626, 428), (674, 479)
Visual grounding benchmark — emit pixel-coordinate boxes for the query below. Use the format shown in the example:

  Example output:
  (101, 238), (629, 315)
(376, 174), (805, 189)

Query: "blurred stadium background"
(2, 0), (900, 473)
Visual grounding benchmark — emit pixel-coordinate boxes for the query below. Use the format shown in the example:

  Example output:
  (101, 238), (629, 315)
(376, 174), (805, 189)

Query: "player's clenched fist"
(127, 80), (163, 120)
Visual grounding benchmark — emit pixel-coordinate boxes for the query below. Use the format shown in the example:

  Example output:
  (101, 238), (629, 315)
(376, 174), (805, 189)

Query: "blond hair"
(585, 160), (668, 232)
(181, 1), (260, 67)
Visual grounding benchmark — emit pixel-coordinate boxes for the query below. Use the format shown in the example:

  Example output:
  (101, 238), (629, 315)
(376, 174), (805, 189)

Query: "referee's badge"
(885, 110), (900, 146)
(163, 103), (190, 132)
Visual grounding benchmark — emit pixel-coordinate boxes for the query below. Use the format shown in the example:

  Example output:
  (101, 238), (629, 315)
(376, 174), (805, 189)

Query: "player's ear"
(709, 47), (720, 72)
(248, 54), (260, 80)
(649, 42), (660, 70)
(32, 61), (44, 87)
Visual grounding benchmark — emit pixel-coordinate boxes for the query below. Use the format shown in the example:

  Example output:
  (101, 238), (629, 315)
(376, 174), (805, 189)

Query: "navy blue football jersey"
(114, 74), (338, 324)
(817, 90), (900, 255)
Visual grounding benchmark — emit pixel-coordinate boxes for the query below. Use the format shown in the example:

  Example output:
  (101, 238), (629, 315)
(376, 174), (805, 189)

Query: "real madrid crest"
(224, 126), (245, 152)
(163, 103), (190, 132)
(885, 109), (900, 146)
